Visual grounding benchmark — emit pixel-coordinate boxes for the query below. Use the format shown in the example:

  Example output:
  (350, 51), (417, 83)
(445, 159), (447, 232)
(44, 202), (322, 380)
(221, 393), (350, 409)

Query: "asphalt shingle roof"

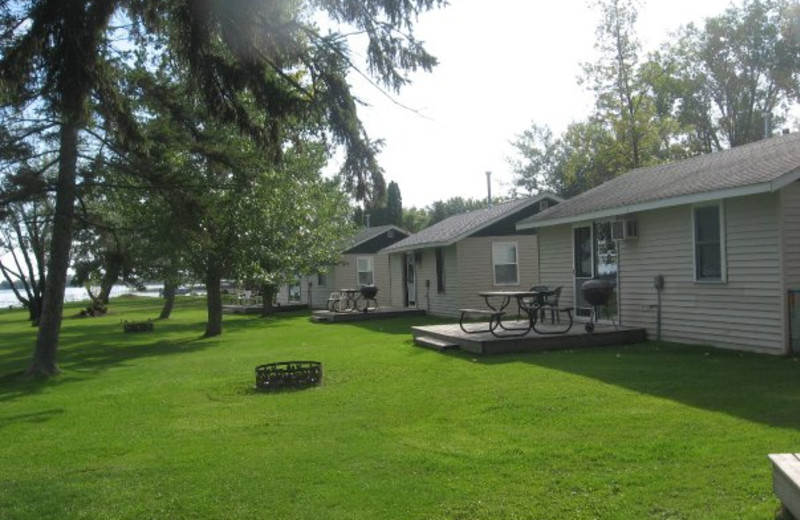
(518, 131), (800, 228)
(348, 224), (404, 249)
(382, 197), (545, 254)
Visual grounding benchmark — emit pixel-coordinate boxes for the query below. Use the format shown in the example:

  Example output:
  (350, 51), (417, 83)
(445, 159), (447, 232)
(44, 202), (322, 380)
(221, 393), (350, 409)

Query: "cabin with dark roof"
(380, 193), (562, 316)
(515, 132), (800, 354)
(277, 225), (409, 308)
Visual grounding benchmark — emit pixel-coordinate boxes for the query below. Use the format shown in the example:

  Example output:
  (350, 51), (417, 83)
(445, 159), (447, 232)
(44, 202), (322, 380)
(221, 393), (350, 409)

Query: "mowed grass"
(1, 297), (799, 519)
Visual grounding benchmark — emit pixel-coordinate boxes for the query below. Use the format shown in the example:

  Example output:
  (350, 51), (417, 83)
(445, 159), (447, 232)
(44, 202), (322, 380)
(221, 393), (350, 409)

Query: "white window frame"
(357, 256), (375, 286)
(492, 242), (519, 286)
(287, 280), (302, 302)
(692, 202), (727, 283)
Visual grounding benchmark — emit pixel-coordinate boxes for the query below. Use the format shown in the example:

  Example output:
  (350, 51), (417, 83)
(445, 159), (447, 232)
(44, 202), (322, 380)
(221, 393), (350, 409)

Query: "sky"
(345, 0), (736, 208)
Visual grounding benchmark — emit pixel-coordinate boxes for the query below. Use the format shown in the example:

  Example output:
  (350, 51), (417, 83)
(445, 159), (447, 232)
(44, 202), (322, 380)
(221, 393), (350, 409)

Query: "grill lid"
(580, 279), (615, 306)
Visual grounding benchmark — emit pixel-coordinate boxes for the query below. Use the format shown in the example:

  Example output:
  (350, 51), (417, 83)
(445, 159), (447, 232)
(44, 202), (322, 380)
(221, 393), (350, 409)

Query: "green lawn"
(1, 297), (798, 519)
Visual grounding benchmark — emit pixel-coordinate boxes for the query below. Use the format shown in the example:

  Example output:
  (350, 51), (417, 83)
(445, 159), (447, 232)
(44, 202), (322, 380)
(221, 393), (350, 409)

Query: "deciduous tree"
(656, 0), (800, 148)
(0, 0), (444, 376)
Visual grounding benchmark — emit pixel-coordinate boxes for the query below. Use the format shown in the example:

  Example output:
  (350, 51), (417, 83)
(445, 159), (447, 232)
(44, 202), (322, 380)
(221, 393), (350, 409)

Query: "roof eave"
(445, 192), (561, 243)
(347, 225), (407, 251)
(516, 180), (790, 230)
(381, 240), (453, 255)
(380, 193), (563, 254)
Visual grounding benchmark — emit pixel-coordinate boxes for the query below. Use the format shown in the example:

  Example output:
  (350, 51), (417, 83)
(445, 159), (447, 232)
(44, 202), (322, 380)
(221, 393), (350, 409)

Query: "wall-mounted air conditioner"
(611, 219), (638, 240)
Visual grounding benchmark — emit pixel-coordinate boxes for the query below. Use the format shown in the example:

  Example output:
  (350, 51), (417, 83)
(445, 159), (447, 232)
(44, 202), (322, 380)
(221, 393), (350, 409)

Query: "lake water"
(0, 285), (161, 309)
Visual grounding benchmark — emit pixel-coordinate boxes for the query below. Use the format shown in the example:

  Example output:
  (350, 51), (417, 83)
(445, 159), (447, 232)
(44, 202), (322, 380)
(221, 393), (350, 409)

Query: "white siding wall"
(274, 284), (289, 305)
(383, 237), (540, 317)
(409, 245), (460, 315)
(618, 193), (783, 353)
(333, 253), (391, 294)
(782, 181), (800, 288)
(537, 226), (575, 309)
(454, 235), (540, 316)
(273, 254), (395, 309)
(274, 276), (326, 308)
(780, 181), (800, 352)
(333, 254), (358, 289)
(538, 193), (783, 353)
(388, 253), (405, 308)
(305, 272), (334, 309)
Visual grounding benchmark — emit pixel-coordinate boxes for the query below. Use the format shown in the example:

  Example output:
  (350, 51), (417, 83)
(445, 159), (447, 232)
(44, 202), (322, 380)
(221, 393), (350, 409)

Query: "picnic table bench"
(459, 308), (504, 334)
(769, 453), (800, 518)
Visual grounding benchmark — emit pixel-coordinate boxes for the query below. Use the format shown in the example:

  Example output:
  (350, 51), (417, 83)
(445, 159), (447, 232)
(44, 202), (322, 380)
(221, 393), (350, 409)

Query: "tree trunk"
(204, 266), (223, 337)
(260, 282), (276, 317)
(83, 284), (106, 316)
(28, 298), (41, 327)
(25, 2), (114, 377)
(98, 257), (121, 305)
(28, 119), (80, 377)
(159, 280), (177, 319)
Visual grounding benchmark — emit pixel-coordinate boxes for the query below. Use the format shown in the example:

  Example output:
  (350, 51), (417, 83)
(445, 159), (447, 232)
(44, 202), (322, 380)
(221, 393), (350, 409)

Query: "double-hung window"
(492, 242), (519, 285)
(693, 203), (726, 282)
(357, 256), (374, 285)
(435, 247), (446, 293)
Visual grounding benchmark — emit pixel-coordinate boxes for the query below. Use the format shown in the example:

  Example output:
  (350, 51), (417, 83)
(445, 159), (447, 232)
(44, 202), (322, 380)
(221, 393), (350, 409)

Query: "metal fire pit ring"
(255, 361), (323, 391)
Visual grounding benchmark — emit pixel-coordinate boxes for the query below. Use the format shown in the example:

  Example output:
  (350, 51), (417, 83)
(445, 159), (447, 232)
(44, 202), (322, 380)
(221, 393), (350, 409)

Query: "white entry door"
(573, 225), (594, 318)
(406, 254), (417, 308)
(573, 223), (619, 321)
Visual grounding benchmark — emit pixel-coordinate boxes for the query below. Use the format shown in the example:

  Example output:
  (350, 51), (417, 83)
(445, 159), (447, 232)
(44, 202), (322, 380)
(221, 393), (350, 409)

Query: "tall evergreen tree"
(385, 181), (403, 227)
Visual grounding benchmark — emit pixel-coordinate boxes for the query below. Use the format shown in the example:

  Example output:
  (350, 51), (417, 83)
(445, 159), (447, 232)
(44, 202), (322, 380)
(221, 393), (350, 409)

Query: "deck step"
(414, 335), (460, 352)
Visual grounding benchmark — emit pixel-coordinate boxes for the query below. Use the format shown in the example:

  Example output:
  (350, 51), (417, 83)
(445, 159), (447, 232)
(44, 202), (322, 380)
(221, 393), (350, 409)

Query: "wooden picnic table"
(328, 287), (379, 313)
(331, 288), (359, 312)
(459, 289), (572, 337)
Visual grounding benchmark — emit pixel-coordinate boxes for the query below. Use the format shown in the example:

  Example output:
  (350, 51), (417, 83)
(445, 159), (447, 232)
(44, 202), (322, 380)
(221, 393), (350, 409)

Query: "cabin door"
(573, 225), (594, 318)
(573, 223), (619, 321)
(405, 254), (417, 308)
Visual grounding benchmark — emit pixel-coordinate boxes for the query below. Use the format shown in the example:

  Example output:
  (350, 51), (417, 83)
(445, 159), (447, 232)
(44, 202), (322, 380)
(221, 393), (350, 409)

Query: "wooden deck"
(769, 453), (800, 519)
(311, 307), (426, 323)
(223, 303), (308, 315)
(412, 319), (647, 355)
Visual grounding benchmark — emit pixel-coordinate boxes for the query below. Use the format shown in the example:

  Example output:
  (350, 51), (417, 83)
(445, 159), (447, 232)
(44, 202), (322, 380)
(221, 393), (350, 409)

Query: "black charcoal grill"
(360, 285), (378, 299)
(580, 279), (615, 333)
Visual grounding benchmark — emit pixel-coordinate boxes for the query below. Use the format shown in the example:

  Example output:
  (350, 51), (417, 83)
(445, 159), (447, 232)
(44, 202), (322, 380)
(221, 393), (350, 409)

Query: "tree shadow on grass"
(0, 336), (217, 405)
(0, 310), (291, 404)
(338, 315), (449, 336)
(459, 342), (800, 431)
(0, 408), (65, 431)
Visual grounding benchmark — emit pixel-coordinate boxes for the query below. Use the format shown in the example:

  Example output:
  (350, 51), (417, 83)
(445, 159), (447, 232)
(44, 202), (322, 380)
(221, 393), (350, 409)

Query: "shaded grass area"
(1, 296), (798, 519)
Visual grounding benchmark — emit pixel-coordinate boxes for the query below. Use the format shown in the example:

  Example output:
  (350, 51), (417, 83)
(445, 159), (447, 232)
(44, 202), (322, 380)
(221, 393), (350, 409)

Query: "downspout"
(654, 275), (665, 342)
(425, 279), (431, 314)
(616, 241), (622, 326)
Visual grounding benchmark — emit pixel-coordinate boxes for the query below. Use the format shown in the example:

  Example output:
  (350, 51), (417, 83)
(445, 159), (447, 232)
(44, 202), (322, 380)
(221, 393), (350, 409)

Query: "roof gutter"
(381, 241), (451, 255)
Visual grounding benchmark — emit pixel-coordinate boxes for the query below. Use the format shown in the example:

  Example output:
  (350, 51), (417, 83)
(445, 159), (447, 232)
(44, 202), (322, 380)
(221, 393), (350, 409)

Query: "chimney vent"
(486, 171), (492, 208)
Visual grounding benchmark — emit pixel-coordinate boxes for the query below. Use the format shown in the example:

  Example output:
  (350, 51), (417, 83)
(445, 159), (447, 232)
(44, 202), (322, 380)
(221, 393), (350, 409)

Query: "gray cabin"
(516, 132), (800, 354)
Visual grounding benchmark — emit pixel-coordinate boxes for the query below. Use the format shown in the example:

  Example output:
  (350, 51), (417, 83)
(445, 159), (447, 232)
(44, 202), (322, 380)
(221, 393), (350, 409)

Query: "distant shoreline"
(0, 285), (162, 309)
